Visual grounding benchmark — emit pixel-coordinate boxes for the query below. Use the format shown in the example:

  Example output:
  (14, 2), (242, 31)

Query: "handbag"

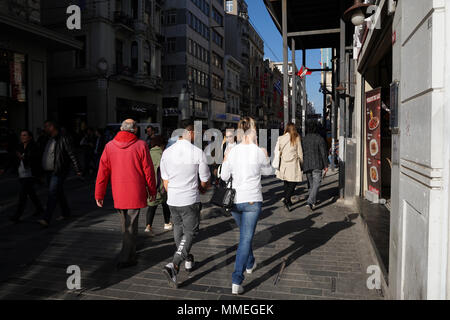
(210, 176), (236, 212)
(272, 139), (281, 169)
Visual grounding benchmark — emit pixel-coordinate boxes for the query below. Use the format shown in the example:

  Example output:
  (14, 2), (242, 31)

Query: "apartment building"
(40, 0), (163, 134)
(0, 0), (81, 163)
(161, 0), (226, 132)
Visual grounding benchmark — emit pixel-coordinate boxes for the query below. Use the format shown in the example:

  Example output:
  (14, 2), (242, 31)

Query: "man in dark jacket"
(11, 130), (44, 222)
(37, 120), (82, 227)
(301, 120), (329, 210)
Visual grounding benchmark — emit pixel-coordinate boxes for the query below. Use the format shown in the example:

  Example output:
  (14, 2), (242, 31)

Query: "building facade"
(272, 61), (304, 129)
(341, 0), (450, 299)
(0, 0), (81, 165)
(161, 0), (226, 133)
(221, 54), (242, 128)
(39, 0), (163, 136)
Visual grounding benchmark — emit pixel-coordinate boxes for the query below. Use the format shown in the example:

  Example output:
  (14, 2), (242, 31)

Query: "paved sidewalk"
(0, 171), (384, 300)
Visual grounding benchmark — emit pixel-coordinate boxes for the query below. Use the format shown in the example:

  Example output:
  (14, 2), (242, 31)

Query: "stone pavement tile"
(290, 287), (323, 296)
(186, 291), (220, 300)
(132, 292), (167, 300)
(80, 293), (122, 300)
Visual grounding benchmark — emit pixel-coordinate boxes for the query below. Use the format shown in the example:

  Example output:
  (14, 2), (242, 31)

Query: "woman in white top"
(273, 122), (303, 212)
(221, 117), (273, 295)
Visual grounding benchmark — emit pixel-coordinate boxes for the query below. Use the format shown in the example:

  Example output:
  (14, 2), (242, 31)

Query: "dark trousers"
(169, 202), (201, 268)
(14, 177), (43, 218)
(283, 181), (297, 205)
(43, 172), (69, 223)
(146, 202), (171, 226)
(118, 209), (140, 263)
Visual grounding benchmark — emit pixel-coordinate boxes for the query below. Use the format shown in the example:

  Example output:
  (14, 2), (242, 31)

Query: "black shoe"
(33, 210), (44, 217)
(185, 254), (195, 272)
(10, 215), (20, 223)
(37, 219), (49, 227)
(163, 263), (178, 288)
(116, 260), (137, 270)
(223, 209), (232, 217)
(307, 203), (315, 211)
(283, 201), (291, 212)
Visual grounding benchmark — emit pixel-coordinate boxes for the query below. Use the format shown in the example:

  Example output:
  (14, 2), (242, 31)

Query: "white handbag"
(272, 140), (281, 169)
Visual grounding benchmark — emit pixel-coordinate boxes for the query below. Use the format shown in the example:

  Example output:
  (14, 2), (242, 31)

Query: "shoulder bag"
(210, 176), (236, 212)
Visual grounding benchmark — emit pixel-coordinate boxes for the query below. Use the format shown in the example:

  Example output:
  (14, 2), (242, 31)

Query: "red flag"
(297, 65), (312, 78)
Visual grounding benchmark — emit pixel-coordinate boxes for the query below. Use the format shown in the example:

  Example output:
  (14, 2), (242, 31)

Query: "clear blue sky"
(247, 0), (325, 114)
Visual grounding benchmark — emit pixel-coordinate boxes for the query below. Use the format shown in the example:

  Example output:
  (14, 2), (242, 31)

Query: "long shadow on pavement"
(178, 212), (322, 289)
(243, 213), (359, 293)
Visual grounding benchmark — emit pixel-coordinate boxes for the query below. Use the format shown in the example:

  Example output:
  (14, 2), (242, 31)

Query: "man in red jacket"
(95, 119), (157, 269)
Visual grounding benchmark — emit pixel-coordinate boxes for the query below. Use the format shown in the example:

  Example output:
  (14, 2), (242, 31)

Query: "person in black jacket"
(37, 120), (82, 227)
(10, 130), (44, 223)
(301, 120), (329, 210)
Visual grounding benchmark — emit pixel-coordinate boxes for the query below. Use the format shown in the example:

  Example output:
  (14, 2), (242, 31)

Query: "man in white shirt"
(160, 121), (210, 288)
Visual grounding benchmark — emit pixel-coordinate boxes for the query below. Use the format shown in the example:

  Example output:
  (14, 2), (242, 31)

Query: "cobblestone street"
(0, 171), (383, 300)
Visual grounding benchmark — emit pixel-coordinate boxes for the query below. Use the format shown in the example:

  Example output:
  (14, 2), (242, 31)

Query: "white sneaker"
(246, 261), (257, 274)
(232, 283), (244, 295)
(185, 254), (195, 272)
(164, 223), (173, 230)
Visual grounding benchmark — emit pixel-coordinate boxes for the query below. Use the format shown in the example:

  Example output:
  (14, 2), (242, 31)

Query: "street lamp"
(343, 0), (371, 26)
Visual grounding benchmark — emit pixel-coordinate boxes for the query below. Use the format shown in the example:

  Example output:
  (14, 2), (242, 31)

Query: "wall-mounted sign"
(365, 88), (382, 197)
(390, 81), (399, 130)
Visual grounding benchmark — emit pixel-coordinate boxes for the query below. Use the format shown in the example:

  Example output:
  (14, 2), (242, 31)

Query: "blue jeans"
(231, 201), (262, 285)
(43, 172), (69, 223)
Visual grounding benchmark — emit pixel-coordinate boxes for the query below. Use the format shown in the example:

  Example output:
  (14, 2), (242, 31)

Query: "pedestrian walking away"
(301, 120), (329, 211)
(10, 130), (44, 223)
(145, 135), (173, 236)
(160, 120), (211, 288)
(273, 122), (303, 212)
(37, 120), (82, 227)
(220, 117), (273, 295)
(95, 119), (157, 270)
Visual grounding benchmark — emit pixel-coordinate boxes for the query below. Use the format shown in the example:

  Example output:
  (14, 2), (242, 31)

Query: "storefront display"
(365, 88), (382, 197)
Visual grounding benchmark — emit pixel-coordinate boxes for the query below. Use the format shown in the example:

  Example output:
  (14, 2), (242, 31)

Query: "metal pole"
(331, 49), (337, 170)
(323, 68), (327, 123)
(291, 38), (296, 124)
(302, 49), (306, 137)
(282, 0), (289, 128)
(339, 14), (346, 198)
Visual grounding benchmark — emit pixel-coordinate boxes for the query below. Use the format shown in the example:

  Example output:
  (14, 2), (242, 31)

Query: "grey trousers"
(306, 169), (323, 206)
(118, 209), (140, 263)
(169, 202), (201, 268)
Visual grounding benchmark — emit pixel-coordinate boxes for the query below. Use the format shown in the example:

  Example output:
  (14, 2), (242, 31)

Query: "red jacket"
(95, 131), (157, 209)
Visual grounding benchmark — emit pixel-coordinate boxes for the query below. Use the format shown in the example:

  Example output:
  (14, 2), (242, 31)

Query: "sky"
(246, 0), (325, 115)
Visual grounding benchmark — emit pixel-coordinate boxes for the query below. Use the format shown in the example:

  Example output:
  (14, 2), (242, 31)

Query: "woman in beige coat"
(273, 123), (303, 211)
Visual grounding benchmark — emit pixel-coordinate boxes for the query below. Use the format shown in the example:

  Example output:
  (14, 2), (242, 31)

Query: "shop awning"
(0, 13), (83, 51)
(264, 0), (354, 50)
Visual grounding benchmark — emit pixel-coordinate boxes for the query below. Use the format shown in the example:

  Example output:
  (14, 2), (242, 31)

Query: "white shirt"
(220, 143), (273, 204)
(42, 138), (56, 171)
(160, 139), (211, 207)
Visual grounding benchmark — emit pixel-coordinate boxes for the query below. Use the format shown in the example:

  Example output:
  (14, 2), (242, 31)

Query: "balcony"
(112, 64), (162, 90)
(3, 0), (41, 24)
(113, 11), (134, 32)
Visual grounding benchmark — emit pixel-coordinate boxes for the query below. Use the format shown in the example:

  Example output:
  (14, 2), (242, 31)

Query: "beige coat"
(275, 133), (303, 182)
